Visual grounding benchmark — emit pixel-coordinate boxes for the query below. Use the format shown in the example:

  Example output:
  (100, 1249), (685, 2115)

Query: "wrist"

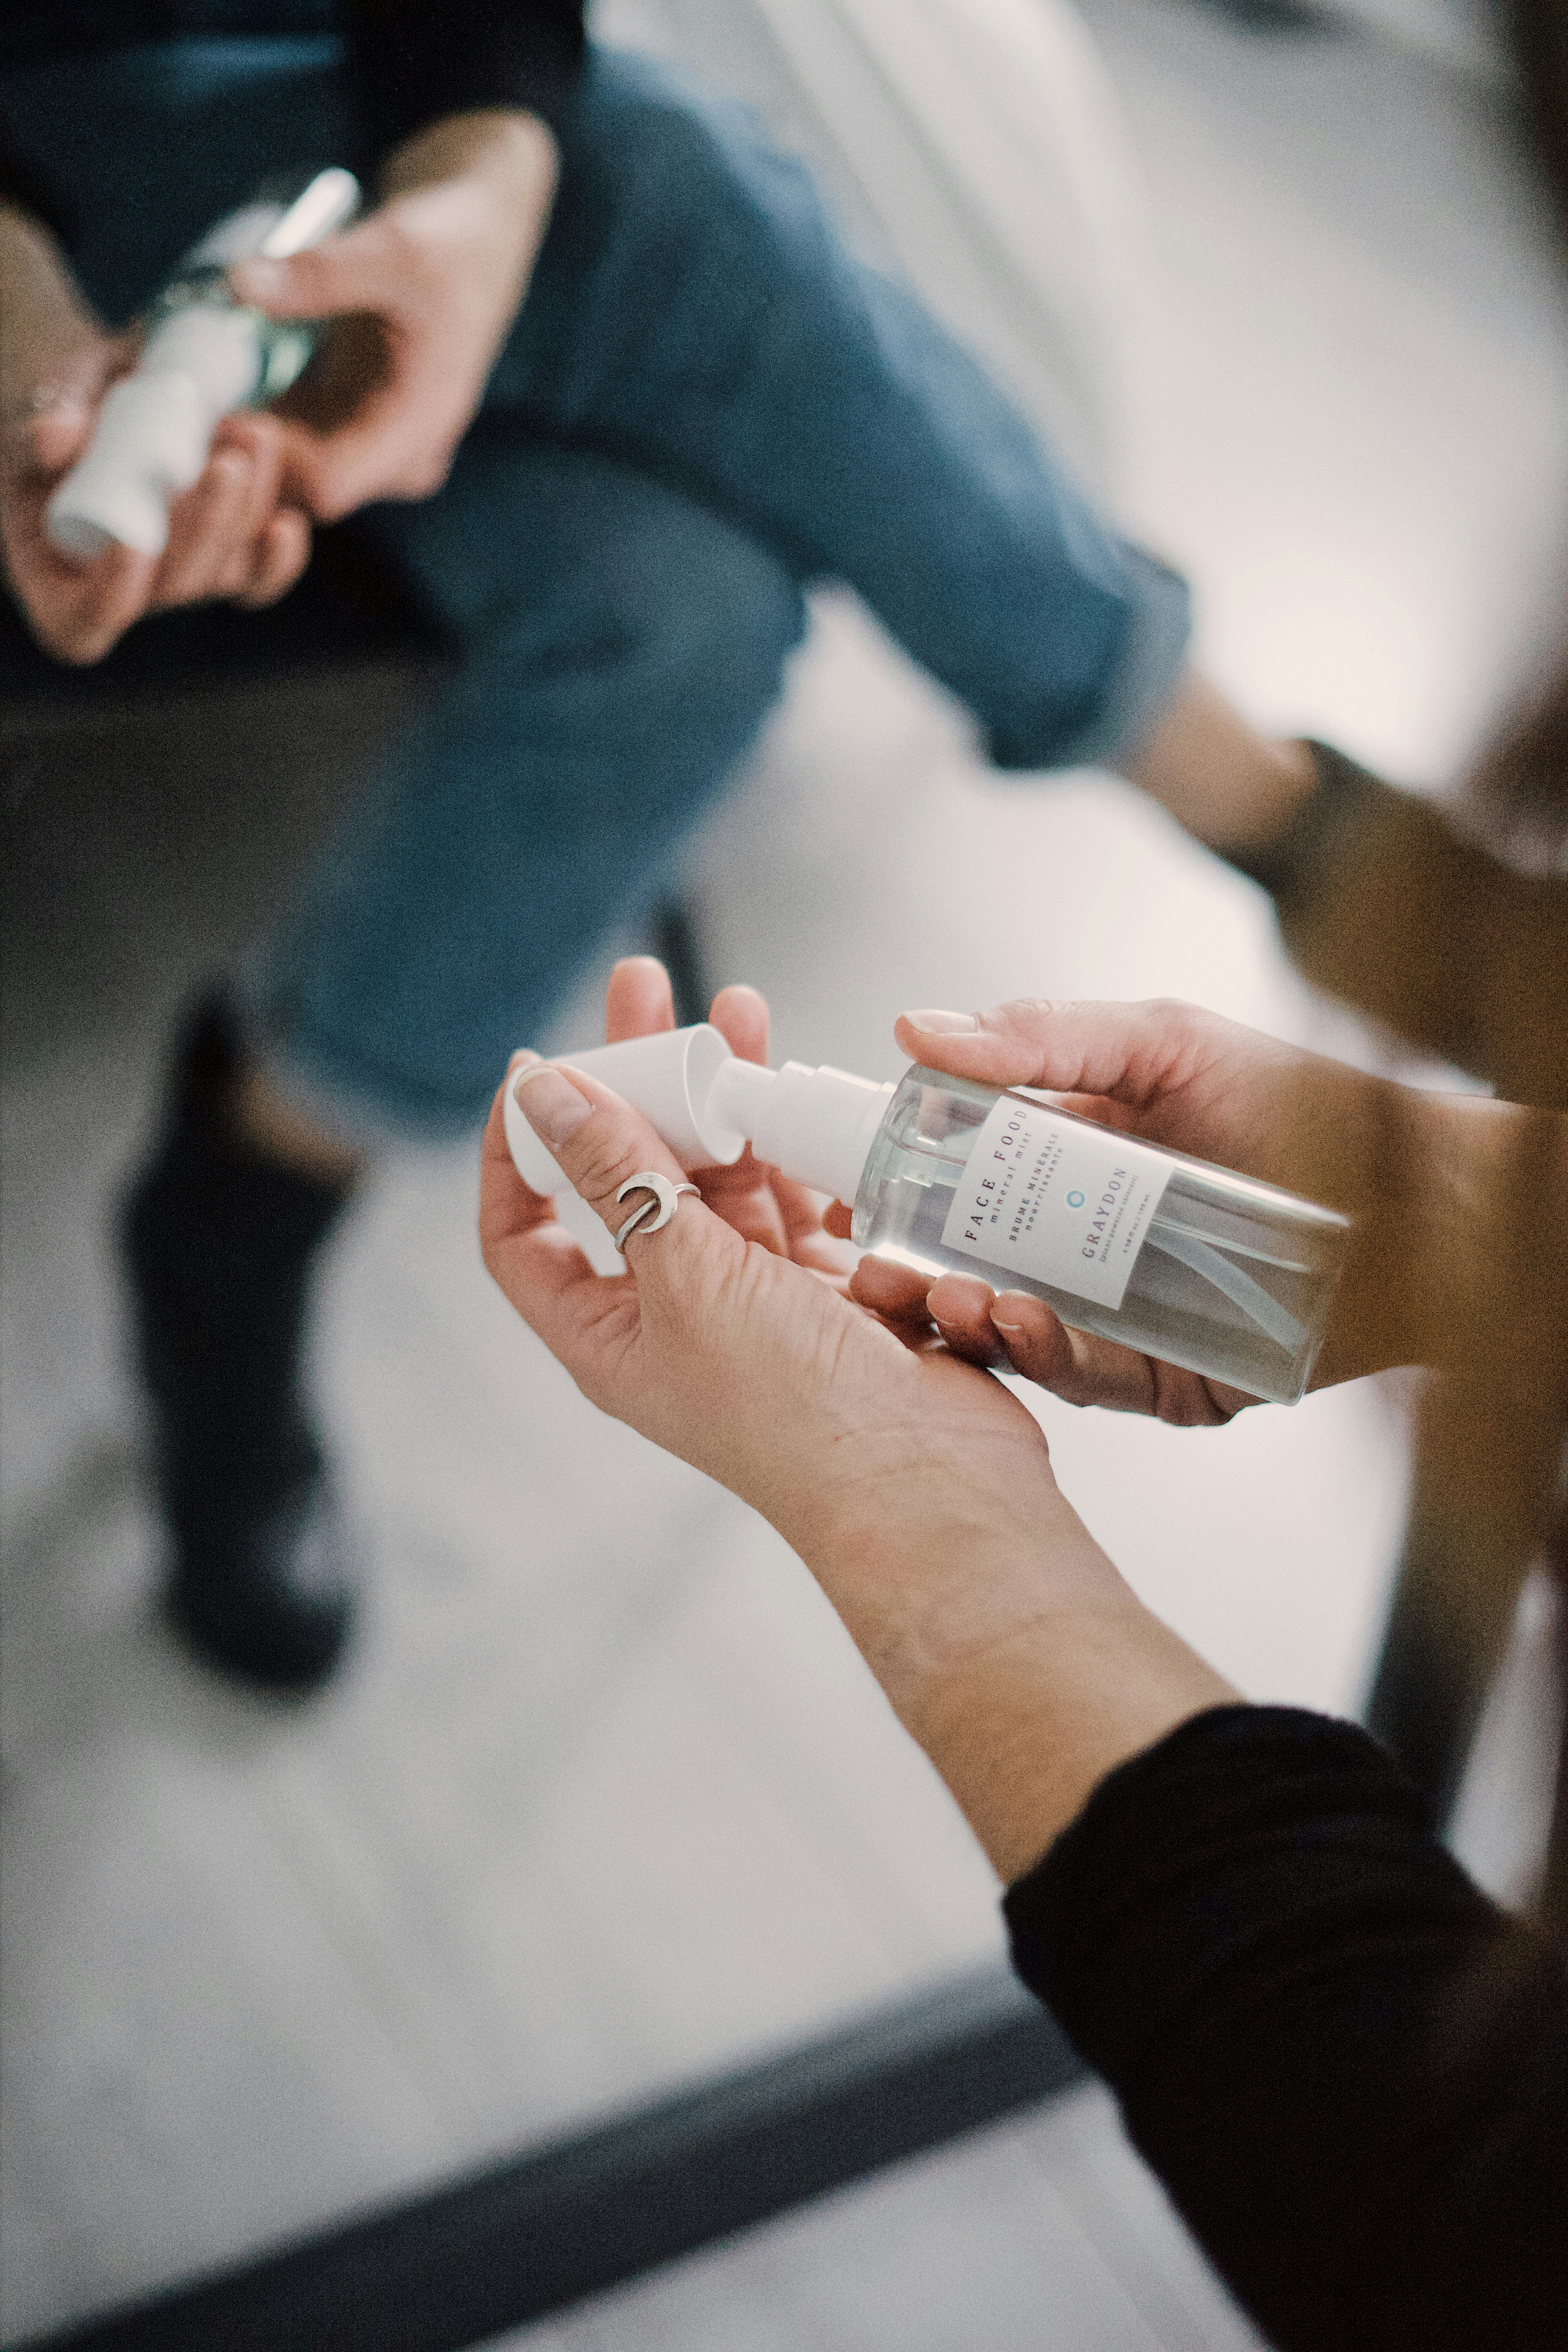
(810, 1503), (1232, 1882)
(808, 1481), (1097, 1671)
(794, 1466), (1108, 1731)
(378, 108), (559, 206)
(1122, 670), (1318, 858)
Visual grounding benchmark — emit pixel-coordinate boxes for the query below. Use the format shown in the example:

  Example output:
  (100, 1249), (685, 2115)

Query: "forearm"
(377, 107), (559, 207)
(0, 204), (96, 386)
(799, 1493), (1234, 1883)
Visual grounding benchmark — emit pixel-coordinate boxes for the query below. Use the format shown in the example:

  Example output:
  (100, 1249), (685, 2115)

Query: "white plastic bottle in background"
(503, 1025), (1351, 1405)
(46, 166), (359, 563)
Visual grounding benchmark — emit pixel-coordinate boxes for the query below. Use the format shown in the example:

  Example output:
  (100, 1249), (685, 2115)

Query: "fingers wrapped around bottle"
(849, 1258), (1252, 1426)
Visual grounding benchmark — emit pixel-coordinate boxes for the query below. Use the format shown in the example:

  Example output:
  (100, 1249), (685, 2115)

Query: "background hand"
(0, 209), (310, 662)
(231, 111), (559, 521)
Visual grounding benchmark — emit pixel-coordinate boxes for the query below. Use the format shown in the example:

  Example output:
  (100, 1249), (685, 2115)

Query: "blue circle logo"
(1066, 1190), (1085, 1208)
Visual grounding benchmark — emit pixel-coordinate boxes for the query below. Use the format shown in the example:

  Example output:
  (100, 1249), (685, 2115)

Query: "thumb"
(4, 332), (133, 477)
(511, 1061), (724, 1283)
(20, 394), (94, 474)
(229, 219), (403, 319)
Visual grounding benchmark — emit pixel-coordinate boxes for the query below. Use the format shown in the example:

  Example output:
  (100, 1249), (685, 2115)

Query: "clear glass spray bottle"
(504, 1026), (1352, 1406)
(851, 1067), (1348, 1402)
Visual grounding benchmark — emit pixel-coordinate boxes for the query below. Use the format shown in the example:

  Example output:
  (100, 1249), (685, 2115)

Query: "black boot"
(122, 1000), (358, 1692)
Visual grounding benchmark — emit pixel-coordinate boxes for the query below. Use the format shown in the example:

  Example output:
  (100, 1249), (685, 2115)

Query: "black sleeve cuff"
(1004, 1702), (1568, 2352)
(345, 0), (586, 165)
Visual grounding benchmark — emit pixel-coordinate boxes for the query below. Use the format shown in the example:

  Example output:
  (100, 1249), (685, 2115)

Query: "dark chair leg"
(652, 897), (711, 1030)
(1363, 1486), (1535, 1828)
(1530, 1507), (1568, 1951)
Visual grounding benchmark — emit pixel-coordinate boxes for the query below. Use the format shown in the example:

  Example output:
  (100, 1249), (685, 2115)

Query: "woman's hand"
(479, 1014), (1056, 1595)
(853, 995), (1477, 1417)
(0, 207), (310, 662)
(231, 110), (558, 521)
(599, 956), (862, 1281)
(478, 967), (1234, 1878)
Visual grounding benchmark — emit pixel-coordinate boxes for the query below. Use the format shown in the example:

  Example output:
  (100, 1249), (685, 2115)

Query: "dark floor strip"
(16, 1966), (1083, 2352)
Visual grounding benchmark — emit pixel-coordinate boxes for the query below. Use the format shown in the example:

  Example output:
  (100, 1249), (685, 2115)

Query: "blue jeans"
(2, 37), (1189, 1135)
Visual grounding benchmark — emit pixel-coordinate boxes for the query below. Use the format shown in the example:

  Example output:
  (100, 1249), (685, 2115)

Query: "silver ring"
(613, 1171), (699, 1251)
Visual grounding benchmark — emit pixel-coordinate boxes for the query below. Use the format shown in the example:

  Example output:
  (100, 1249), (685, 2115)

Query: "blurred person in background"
(3, 0), (1563, 1728)
(480, 936), (1567, 2352)
(0, 0), (1287, 1695)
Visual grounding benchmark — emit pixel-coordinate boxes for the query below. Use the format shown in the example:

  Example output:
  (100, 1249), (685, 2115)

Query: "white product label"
(940, 1096), (1171, 1311)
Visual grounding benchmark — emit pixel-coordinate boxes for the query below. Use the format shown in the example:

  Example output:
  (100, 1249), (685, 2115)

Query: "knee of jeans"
(644, 541), (808, 743)
(592, 518), (807, 730)
(567, 45), (826, 270)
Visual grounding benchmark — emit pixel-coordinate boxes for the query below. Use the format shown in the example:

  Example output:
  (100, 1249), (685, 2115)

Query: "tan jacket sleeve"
(1233, 742), (1568, 1111)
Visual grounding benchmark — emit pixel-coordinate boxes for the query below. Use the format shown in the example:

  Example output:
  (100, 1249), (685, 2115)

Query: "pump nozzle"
(503, 1025), (896, 1210)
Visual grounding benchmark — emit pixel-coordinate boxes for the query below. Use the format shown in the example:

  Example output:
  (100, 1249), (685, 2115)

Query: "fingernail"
(991, 1293), (1033, 1332)
(903, 1009), (977, 1034)
(512, 1063), (592, 1148)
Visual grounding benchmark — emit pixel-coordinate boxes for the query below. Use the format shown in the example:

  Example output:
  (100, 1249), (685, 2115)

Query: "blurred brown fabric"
(1268, 743), (1568, 1929)
(1260, 654), (1568, 1934)
(1268, 743), (1568, 1111)
(1512, 0), (1568, 250)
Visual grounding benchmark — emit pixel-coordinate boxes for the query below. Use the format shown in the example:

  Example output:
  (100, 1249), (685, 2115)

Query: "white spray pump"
(503, 1022), (1352, 1407)
(504, 1025), (895, 1207)
(47, 167), (359, 563)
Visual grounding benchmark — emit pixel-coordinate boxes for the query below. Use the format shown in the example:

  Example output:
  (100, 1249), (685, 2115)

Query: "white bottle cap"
(46, 309), (261, 562)
(503, 1023), (897, 1209)
(137, 305), (264, 408)
(710, 1056), (895, 1204)
(504, 1024), (747, 1194)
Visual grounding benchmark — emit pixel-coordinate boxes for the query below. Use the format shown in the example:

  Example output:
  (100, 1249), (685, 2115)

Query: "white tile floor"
(4, 1), (1566, 2343)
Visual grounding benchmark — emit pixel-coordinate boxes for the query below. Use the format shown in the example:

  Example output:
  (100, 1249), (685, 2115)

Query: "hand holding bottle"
(863, 996), (1523, 1415)
(504, 968), (1532, 1422)
(231, 111), (559, 522)
(0, 208), (309, 662)
(478, 960), (1233, 1881)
